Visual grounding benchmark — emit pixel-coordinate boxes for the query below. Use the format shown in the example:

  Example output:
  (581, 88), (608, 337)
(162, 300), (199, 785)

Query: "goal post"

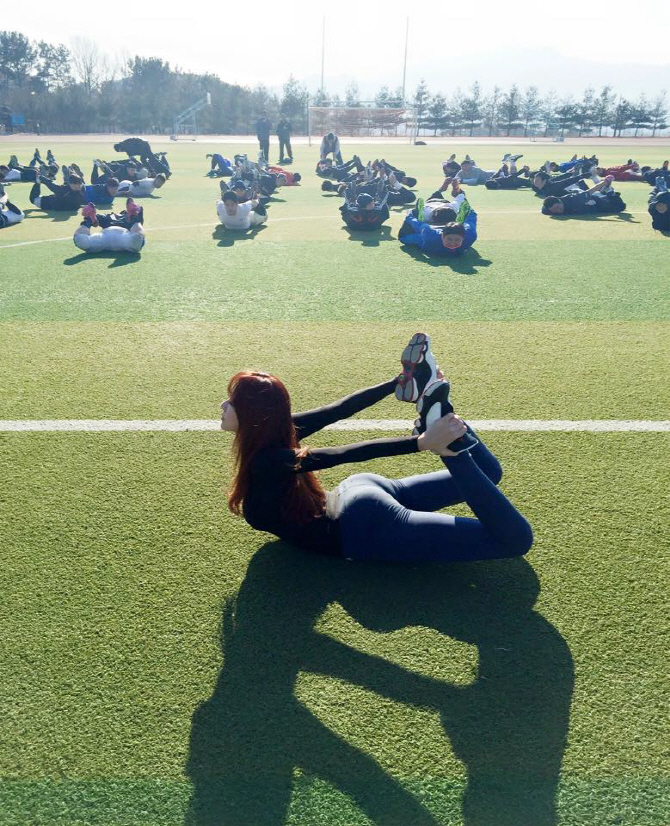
(170, 92), (212, 141)
(307, 104), (418, 145)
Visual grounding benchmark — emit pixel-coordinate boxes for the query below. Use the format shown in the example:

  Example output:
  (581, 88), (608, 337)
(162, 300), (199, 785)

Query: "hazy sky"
(9, 0), (670, 97)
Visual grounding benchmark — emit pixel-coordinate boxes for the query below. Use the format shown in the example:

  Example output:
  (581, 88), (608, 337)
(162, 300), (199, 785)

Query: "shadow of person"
(211, 223), (267, 247)
(343, 224), (394, 247)
(63, 251), (141, 268)
(307, 558), (574, 826)
(185, 541), (445, 826)
(400, 244), (493, 275)
(186, 543), (572, 826)
(549, 211), (639, 224)
(23, 207), (74, 222)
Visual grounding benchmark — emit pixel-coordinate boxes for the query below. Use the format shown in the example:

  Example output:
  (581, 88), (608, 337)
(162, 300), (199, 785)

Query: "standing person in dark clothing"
(256, 111), (272, 161)
(276, 117), (293, 163)
(220, 333), (532, 564)
(29, 173), (86, 211)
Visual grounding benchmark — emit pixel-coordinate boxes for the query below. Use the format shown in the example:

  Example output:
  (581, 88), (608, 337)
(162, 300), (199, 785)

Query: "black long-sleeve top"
(40, 178), (86, 210)
(241, 379), (418, 555)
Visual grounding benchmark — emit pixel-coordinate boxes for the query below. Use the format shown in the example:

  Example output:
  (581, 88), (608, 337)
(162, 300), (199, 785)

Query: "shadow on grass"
(211, 223), (267, 247)
(63, 251), (141, 268)
(400, 244), (493, 275)
(185, 543), (573, 826)
(24, 207), (74, 222)
(343, 224), (394, 247)
(548, 211), (640, 224)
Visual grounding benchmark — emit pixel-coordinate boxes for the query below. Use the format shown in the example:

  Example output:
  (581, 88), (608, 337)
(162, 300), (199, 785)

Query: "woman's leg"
(340, 452), (532, 564)
(386, 428), (502, 512)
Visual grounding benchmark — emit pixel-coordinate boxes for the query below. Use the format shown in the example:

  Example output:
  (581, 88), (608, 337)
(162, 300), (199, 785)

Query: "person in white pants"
(73, 199), (146, 253)
(216, 190), (267, 230)
(0, 199), (24, 228)
(116, 173), (166, 198)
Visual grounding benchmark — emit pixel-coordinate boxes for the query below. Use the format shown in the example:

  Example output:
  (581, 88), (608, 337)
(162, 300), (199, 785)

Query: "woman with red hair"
(221, 334), (532, 564)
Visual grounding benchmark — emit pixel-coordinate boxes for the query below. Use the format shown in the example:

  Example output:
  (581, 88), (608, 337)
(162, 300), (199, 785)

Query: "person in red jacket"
(267, 166), (302, 186)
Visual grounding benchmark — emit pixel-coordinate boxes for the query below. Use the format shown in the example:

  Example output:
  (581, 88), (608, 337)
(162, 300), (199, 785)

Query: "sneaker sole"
(395, 333), (437, 403)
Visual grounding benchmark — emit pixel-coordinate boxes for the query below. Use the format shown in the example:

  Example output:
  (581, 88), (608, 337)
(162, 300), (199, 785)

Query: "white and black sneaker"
(395, 333), (438, 403)
(413, 380), (478, 454)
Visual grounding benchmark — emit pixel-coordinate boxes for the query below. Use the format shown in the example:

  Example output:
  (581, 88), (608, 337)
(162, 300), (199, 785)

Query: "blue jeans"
(335, 435), (533, 564)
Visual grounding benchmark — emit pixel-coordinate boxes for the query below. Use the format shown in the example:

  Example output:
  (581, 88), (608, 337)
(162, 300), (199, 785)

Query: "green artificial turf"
(1, 432), (668, 826)
(1, 138), (669, 826)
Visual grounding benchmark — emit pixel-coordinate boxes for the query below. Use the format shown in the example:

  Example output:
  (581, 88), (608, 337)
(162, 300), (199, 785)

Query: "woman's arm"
(293, 378), (398, 440)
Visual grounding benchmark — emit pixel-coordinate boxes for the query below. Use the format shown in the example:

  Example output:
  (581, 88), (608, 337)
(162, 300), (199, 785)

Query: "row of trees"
(1, 30), (667, 137)
(405, 82), (668, 138)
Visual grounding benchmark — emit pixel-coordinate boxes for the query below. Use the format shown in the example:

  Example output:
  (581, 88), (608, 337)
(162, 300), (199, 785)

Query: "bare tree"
(70, 36), (108, 95)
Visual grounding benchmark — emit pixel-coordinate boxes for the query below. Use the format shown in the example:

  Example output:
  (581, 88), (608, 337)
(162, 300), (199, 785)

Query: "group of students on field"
(439, 150), (670, 227)
(209, 152), (302, 231)
(315, 133), (477, 256)
(0, 137), (173, 251)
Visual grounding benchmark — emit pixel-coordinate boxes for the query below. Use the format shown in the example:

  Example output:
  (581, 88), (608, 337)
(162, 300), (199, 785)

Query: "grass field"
(1, 138), (669, 826)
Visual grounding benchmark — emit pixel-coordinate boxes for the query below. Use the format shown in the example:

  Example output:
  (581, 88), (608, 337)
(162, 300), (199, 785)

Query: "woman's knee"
(509, 519), (534, 557)
(488, 459), (503, 486)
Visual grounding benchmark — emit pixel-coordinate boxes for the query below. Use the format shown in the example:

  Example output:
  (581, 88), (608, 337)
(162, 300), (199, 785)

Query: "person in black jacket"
(29, 172), (86, 211)
(256, 111), (272, 161)
(112, 137), (170, 178)
(648, 177), (670, 232)
(276, 117), (293, 163)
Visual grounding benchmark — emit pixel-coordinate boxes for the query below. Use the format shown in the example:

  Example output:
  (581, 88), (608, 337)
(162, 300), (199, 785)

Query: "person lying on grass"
(29, 171), (86, 211)
(372, 159), (418, 189)
(316, 156), (365, 181)
(530, 163), (596, 198)
(73, 198), (145, 253)
(541, 154), (598, 174)
(0, 198), (24, 229)
(0, 161), (55, 183)
(216, 187), (268, 231)
(485, 159), (533, 190)
(339, 180), (390, 231)
(267, 165), (302, 186)
(648, 177), (670, 232)
(116, 174), (167, 198)
(642, 160), (669, 186)
(206, 153), (234, 177)
(541, 175), (626, 216)
(220, 333), (532, 564)
(91, 158), (146, 184)
(398, 179), (477, 257)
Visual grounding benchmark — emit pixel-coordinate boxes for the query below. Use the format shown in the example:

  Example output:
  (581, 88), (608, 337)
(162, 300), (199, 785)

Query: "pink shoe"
(81, 202), (98, 225)
(125, 198), (140, 218)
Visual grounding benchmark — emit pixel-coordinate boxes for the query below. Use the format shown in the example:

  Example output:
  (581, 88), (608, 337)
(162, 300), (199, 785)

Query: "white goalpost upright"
(170, 92), (212, 141)
(307, 103), (418, 146)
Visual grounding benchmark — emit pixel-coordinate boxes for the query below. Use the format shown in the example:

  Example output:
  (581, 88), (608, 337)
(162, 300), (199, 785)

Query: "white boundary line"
(1, 419), (668, 433)
(0, 215), (326, 251)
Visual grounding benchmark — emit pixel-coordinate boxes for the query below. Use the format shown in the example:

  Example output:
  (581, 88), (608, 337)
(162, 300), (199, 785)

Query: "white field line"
(0, 215), (326, 251)
(1, 419), (668, 433)
(0, 210), (651, 251)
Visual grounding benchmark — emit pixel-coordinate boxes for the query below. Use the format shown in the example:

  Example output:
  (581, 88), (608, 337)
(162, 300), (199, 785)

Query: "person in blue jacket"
(83, 177), (119, 205)
(398, 181), (477, 257)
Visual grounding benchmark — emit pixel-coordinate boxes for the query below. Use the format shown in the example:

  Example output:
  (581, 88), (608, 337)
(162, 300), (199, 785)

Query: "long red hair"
(226, 371), (326, 523)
